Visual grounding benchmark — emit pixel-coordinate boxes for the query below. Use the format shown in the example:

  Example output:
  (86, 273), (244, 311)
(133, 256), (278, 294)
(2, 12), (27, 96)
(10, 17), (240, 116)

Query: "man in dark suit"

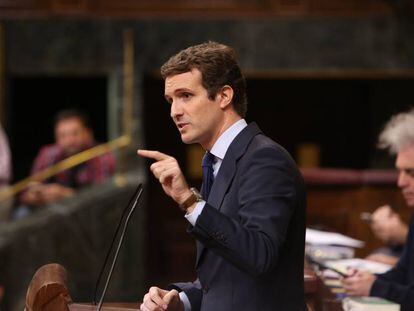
(343, 109), (414, 310)
(138, 41), (306, 311)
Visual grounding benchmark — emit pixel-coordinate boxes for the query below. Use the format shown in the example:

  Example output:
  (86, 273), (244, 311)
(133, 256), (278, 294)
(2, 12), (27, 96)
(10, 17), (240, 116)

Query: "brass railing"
(0, 135), (131, 202)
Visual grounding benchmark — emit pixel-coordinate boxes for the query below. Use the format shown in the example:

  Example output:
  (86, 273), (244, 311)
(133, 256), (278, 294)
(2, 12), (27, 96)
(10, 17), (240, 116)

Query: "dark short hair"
(161, 41), (247, 117)
(54, 109), (91, 129)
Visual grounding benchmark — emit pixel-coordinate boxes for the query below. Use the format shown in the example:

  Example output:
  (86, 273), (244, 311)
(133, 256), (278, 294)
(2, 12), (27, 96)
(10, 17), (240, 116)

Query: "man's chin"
(180, 134), (196, 145)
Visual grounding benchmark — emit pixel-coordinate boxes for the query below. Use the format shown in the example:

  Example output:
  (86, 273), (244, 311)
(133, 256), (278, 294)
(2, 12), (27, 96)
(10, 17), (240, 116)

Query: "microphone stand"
(93, 183), (143, 311)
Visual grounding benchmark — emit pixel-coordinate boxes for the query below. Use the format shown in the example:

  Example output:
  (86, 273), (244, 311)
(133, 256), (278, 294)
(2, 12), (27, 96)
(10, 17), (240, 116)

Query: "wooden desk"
(305, 263), (344, 311)
(315, 277), (343, 311)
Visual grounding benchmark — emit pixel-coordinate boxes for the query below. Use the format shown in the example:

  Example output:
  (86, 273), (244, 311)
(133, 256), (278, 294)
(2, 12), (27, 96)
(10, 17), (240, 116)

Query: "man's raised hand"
(137, 150), (191, 205)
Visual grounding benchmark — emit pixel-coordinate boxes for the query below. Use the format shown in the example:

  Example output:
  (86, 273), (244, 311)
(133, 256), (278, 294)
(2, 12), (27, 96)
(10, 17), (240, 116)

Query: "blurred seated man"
(15, 109), (115, 218)
(365, 205), (408, 266)
(343, 109), (414, 310)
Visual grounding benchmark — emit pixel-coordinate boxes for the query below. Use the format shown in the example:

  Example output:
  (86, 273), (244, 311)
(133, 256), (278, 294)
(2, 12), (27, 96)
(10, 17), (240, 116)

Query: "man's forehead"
(396, 144), (414, 168)
(165, 69), (202, 93)
(55, 117), (85, 131)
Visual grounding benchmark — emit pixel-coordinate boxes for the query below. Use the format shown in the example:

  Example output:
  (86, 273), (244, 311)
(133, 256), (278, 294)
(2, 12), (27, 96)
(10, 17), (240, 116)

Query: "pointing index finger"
(163, 289), (178, 305)
(137, 149), (170, 161)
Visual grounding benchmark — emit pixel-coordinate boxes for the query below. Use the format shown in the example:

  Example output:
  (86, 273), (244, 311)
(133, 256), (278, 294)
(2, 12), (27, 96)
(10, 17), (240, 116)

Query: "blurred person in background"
(14, 109), (115, 219)
(343, 108), (414, 310)
(0, 123), (12, 221)
(0, 123), (11, 189)
(0, 123), (10, 304)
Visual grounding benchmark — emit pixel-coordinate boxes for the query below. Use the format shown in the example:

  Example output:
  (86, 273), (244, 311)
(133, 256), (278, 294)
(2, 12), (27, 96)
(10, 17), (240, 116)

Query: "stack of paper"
(342, 297), (400, 311)
(306, 228), (365, 248)
(325, 258), (392, 276)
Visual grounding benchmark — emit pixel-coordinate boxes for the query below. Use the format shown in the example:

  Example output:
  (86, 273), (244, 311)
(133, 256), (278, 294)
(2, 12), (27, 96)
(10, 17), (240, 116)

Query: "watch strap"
(179, 187), (202, 211)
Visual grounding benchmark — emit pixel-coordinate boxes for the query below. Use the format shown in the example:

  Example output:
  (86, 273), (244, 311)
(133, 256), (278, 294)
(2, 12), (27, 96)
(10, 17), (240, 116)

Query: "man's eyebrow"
(173, 88), (193, 94)
(164, 88), (193, 101)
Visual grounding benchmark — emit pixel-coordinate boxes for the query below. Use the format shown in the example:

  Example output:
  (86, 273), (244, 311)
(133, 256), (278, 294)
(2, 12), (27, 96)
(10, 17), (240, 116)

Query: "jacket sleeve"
(370, 218), (414, 311)
(168, 279), (202, 311)
(188, 146), (301, 277)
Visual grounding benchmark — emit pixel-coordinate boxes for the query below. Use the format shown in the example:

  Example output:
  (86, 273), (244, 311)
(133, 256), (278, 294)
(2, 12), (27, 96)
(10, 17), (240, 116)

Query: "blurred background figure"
(343, 108), (414, 309)
(364, 107), (414, 266)
(0, 123), (11, 220)
(13, 109), (116, 219)
(0, 123), (10, 305)
(0, 123), (10, 188)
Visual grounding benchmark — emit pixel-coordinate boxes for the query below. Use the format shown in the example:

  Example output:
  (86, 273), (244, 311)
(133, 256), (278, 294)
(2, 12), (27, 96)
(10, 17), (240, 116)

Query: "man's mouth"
(177, 123), (189, 131)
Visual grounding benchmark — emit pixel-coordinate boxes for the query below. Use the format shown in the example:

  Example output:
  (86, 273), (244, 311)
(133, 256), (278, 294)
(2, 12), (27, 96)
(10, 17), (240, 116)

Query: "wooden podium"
(25, 264), (140, 311)
(26, 263), (324, 311)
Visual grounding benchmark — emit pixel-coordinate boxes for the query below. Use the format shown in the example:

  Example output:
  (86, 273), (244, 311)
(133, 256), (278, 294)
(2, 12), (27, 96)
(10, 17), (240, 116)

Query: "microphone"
(93, 183), (144, 310)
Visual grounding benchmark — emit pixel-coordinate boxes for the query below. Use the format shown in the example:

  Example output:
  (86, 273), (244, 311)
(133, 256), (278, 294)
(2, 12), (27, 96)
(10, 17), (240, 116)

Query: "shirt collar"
(210, 119), (247, 161)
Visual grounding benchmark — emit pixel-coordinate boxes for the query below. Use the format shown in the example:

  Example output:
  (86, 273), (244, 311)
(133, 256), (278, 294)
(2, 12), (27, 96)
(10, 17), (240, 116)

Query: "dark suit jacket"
(171, 122), (306, 311)
(370, 216), (414, 311)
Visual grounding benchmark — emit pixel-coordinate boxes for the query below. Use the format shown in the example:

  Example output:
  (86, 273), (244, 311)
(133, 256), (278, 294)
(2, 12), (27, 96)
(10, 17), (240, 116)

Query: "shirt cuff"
(184, 201), (205, 226)
(179, 291), (192, 311)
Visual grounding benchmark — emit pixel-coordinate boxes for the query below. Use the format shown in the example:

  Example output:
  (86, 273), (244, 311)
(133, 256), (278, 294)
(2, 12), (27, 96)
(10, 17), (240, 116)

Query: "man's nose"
(398, 171), (408, 188)
(170, 101), (183, 119)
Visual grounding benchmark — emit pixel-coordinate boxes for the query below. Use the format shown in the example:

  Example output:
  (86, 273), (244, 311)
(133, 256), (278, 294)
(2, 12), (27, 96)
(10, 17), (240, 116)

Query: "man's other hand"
(342, 270), (376, 297)
(371, 205), (408, 245)
(140, 287), (184, 311)
(21, 182), (74, 206)
(40, 183), (74, 204)
(137, 150), (192, 205)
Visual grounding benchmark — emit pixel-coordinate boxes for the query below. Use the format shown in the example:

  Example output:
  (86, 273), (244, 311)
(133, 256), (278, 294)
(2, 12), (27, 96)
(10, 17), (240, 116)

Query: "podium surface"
(70, 303), (139, 310)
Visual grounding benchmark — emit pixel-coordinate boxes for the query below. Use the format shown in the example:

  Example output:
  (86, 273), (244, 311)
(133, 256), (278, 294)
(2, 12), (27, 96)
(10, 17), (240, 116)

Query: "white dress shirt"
(180, 119), (247, 310)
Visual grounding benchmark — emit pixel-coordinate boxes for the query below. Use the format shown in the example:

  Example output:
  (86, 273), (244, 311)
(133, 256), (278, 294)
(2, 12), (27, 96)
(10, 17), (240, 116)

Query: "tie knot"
(202, 152), (215, 168)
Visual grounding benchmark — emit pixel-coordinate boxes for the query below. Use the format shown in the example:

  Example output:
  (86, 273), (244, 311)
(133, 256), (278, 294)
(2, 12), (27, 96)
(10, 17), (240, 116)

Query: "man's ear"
(219, 85), (234, 109)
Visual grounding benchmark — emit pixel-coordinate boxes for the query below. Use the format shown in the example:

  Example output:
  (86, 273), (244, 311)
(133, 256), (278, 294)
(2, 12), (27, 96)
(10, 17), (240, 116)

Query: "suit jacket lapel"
(208, 122), (261, 210)
(195, 122), (262, 268)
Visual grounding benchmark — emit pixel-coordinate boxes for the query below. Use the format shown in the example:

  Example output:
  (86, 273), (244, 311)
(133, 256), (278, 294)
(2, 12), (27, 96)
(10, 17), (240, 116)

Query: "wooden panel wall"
(307, 185), (409, 258)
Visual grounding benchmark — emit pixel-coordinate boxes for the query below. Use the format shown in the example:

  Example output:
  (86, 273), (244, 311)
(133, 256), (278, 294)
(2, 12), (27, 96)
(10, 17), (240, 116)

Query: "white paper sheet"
(306, 228), (365, 248)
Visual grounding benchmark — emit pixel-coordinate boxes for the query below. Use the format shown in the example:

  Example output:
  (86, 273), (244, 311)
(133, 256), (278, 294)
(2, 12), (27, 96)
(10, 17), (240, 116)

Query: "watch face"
(190, 187), (202, 200)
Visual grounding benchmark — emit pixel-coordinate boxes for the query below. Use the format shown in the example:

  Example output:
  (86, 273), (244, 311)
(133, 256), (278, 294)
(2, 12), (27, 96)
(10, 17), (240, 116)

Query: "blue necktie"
(201, 152), (215, 199)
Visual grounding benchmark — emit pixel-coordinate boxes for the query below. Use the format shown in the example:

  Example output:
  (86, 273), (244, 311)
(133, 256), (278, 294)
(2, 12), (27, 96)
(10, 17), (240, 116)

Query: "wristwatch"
(179, 187), (203, 212)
